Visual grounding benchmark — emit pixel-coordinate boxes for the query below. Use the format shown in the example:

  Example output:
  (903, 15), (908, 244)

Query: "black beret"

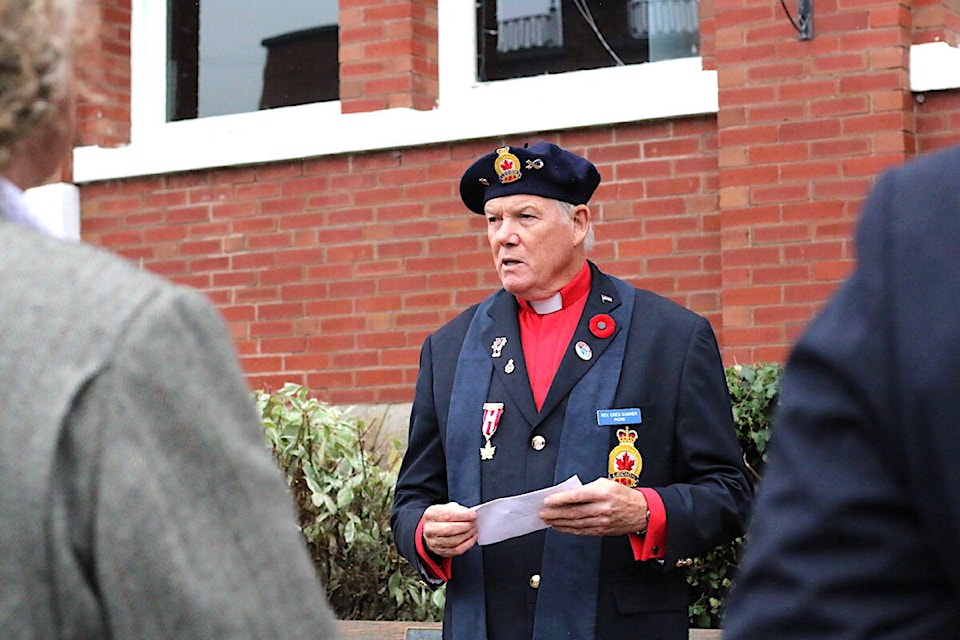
(459, 142), (601, 215)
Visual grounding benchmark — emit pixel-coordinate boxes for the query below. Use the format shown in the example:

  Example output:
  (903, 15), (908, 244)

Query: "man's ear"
(572, 204), (591, 244)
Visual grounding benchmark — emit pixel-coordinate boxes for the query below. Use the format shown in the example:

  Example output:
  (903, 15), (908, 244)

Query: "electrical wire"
(778, 0), (803, 34)
(570, 0), (626, 65)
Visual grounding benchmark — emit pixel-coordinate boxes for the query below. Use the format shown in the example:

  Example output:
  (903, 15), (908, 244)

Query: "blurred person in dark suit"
(723, 144), (960, 639)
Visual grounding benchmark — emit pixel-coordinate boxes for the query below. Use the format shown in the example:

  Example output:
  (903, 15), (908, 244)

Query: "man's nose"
(494, 219), (519, 246)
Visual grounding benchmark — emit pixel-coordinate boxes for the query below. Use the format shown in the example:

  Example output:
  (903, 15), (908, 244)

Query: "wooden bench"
(340, 620), (723, 639)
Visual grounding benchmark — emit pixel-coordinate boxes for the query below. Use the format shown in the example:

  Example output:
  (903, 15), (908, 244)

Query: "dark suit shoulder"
(595, 269), (707, 336)
(895, 143), (960, 180)
(632, 287), (702, 323)
(591, 264), (703, 325)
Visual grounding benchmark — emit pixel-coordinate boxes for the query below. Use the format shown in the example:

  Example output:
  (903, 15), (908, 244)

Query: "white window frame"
(73, 0), (960, 183)
(910, 41), (960, 93)
(76, 3), (960, 182)
(73, 0), (719, 182)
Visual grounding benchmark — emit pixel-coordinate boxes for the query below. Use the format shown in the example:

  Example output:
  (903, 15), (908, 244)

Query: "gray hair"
(556, 200), (595, 253)
(0, 0), (76, 170)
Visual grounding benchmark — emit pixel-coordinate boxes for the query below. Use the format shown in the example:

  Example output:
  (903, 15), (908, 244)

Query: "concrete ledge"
(340, 621), (722, 639)
(340, 621), (439, 639)
(340, 403), (412, 450)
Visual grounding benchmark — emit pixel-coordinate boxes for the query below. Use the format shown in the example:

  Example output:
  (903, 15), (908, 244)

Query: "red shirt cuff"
(415, 515), (452, 581)
(628, 488), (667, 561)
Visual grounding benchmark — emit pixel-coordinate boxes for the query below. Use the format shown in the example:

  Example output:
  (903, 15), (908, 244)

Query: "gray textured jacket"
(0, 218), (339, 639)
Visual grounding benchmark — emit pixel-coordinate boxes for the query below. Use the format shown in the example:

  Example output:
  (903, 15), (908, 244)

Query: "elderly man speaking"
(391, 142), (752, 640)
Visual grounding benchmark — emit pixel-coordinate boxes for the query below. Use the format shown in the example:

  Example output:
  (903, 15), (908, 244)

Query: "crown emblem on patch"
(608, 427), (642, 487)
(494, 147), (522, 184)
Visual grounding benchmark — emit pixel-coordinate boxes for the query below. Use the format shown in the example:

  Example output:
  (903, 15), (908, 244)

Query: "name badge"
(596, 408), (642, 426)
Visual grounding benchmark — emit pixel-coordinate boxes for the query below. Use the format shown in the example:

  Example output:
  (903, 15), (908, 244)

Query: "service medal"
(608, 427), (642, 487)
(480, 402), (504, 460)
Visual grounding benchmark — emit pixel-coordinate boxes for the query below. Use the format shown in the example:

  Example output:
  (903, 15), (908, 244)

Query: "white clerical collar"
(529, 292), (563, 315)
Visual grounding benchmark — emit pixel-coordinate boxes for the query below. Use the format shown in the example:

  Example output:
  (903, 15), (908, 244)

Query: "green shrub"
(256, 363), (780, 627)
(256, 383), (444, 621)
(686, 362), (780, 628)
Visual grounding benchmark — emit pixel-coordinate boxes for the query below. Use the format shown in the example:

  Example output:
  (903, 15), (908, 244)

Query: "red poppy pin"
(589, 313), (616, 339)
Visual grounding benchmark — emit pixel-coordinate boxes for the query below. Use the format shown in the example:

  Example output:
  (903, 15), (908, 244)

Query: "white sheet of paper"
(471, 475), (583, 546)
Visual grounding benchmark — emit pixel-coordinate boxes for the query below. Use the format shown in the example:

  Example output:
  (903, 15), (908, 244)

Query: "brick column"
(339, 0), (439, 114)
(77, 0), (132, 150)
(714, 0), (914, 363)
(913, 0), (960, 45)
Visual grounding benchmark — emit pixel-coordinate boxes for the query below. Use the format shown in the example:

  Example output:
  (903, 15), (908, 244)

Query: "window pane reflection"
(478, 0), (699, 82)
(168, 0), (339, 121)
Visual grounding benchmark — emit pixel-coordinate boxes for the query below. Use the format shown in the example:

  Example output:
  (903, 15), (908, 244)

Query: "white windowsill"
(72, 57), (718, 183)
(910, 41), (960, 92)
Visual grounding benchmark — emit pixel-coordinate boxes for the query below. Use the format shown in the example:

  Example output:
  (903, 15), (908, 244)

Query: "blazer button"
(528, 574), (541, 589)
(531, 435), (546, 451)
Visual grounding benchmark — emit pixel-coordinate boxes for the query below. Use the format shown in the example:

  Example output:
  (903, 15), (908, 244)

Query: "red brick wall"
(339, 0), (438, 113)
(916, 90), (960, 154)
(714, 0), (918, 364)
(77, 0), (960, 404)
(81, 122), (721, 403)
(76, 0), (132, 150)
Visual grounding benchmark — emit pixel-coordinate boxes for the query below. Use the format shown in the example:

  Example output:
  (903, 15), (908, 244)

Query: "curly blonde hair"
(0, 0), (76, 171)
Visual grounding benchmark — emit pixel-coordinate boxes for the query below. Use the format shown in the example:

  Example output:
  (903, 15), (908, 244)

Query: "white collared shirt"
(0, 177), (48, 235)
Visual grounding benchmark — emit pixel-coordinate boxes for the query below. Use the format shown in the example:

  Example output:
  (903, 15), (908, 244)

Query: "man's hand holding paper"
(470, 475), (583, 545)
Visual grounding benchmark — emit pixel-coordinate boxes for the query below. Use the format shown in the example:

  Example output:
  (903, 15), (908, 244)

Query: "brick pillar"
(913, 0), (960, 45)
(714, 0), (914, 363)
(339, 0), (439, 114)
(76, 0), (132, 150)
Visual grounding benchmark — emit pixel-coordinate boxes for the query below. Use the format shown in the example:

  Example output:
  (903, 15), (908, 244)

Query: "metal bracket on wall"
(797, 0), (813, 40)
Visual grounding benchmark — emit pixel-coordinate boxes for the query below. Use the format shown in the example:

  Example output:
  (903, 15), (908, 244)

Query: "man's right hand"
(422, 502), (479, 557)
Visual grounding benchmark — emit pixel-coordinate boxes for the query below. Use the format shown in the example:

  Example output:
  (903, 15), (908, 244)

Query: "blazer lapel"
(483, 290), (539, 427)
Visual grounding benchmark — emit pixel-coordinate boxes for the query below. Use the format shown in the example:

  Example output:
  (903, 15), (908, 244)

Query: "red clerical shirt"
(516, 262), (592, 410)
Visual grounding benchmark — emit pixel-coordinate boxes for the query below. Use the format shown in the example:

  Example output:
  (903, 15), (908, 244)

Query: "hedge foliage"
(686, 362), (780, 628)
(257, 384), (443, 621)
(256, 362), (781, 626)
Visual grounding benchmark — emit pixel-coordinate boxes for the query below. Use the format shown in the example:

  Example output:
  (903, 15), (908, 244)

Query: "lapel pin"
(505, 358), (516, 374)
(601, 294), (613, 303)
(491, 336), (507, 358)
(589, 313), (616, 339)
(575, 341), (593, 361)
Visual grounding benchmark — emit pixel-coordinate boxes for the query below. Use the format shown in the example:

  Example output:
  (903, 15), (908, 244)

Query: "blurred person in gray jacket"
(0, 1), (340, 638)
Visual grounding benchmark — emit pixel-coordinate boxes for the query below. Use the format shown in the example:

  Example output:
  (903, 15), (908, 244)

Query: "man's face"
(484, 194), (589, 301)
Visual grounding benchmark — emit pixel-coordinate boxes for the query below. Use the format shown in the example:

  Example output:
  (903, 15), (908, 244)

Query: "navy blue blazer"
(723, 144), (960, 638)
(392, 263), (751, 640)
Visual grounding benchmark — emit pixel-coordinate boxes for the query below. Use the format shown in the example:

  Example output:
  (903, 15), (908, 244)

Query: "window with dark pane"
(167, 0), (339, 121)
(476, 0), (700, 83)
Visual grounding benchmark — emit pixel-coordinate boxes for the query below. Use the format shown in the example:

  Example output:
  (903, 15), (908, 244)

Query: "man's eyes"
(486, 213), (539, 224)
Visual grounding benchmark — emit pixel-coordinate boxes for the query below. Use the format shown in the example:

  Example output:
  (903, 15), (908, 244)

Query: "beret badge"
(494, 147), (522, 185)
